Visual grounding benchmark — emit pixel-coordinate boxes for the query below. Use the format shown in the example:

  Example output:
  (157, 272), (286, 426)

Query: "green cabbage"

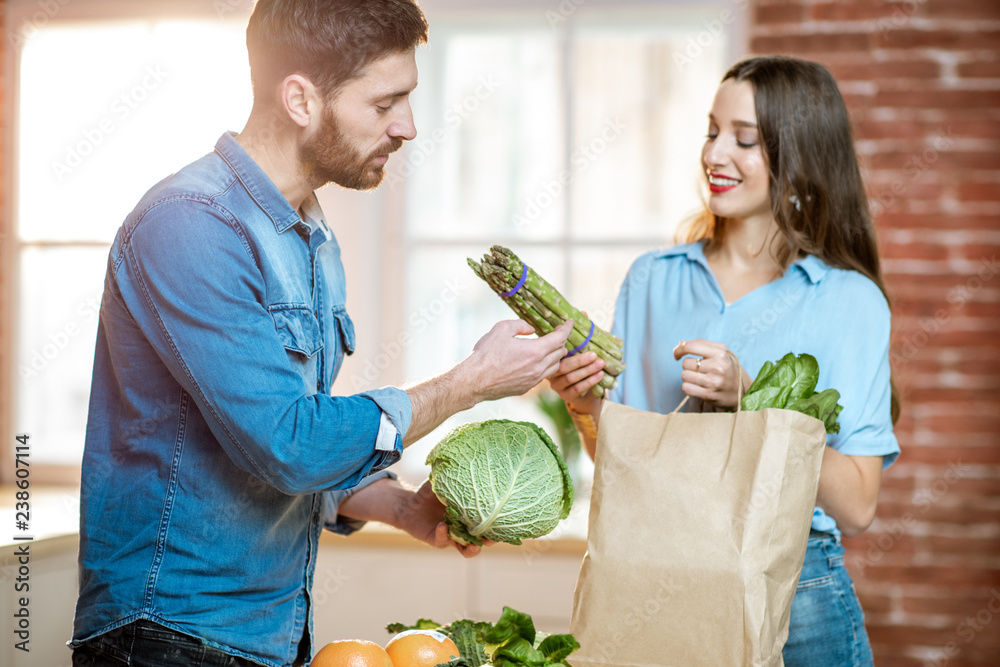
(426, 420), (574, 547)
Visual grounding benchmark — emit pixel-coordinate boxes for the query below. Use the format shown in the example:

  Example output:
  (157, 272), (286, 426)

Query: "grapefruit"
(384, 629), (461, 667)
(312, 639), (394, 667)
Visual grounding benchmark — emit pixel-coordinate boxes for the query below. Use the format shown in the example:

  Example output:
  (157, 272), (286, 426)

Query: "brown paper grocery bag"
(570, 400), (827, 667)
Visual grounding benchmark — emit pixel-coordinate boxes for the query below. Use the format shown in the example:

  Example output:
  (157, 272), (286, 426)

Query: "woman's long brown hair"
(681, 55), (900, 423)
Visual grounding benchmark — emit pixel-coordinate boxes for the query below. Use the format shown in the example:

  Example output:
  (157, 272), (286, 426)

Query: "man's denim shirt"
(72, 133), (412, 667)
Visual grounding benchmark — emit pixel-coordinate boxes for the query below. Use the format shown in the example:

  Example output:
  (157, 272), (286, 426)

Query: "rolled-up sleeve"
(360, 386), (412, 439)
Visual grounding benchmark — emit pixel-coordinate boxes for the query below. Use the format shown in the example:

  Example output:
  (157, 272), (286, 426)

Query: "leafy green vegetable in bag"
(426, 420), (574, 547)
(788, 389), (843, 435)
(741, 353), (843, 434)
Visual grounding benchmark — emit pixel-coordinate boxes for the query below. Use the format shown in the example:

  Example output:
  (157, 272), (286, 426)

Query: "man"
(70, 1), (572, 665)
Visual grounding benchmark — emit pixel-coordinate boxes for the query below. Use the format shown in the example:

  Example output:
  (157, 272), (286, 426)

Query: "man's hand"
(399, 480), (488, 557)
(337, 477), (487, 557)
(464, 319), (574, 402)
(403, 319), (573, 445)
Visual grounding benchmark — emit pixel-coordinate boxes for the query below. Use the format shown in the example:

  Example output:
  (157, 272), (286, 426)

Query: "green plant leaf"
(439, 619), (492, 666)
(787, 388), (843, 434)
(412, 607), (579, 667)
(786, 353), (820, 404)
(494, 638), (547, 666)
(386, 618), (441, 634)
(741, 384), (783, 412)
(537, 634), (581, 661)
(536, 390), (581, 464)
(484, 607), (537, 648)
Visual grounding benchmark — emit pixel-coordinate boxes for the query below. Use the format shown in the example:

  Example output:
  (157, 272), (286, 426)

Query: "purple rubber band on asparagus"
(566, 320), (595, 356)
(501, 263), (529, 297)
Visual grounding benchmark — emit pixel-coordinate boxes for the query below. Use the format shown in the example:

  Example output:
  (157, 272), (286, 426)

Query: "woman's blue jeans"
(783, 531), (875, 666)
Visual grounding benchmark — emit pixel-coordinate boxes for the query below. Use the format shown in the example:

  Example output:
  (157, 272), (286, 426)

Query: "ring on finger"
(695, 358), (702, 372)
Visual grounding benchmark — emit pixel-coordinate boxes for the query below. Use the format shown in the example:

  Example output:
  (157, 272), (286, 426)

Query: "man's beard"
(299, 107), (403, 191)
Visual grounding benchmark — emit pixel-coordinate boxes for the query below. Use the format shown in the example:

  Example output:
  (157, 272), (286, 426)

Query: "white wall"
(0, 535), (78, 667)
(312, 532), (586, 648)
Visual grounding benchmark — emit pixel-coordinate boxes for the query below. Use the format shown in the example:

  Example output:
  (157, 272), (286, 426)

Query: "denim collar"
(655, 241), (832, 284)
(214, 131), (302, 235)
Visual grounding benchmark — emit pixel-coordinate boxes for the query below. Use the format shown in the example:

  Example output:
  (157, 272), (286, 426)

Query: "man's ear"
(278, 74), (320, 129)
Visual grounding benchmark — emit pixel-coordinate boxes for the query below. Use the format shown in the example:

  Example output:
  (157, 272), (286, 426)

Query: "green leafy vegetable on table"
(740, 352), (843, 433)
(426, 420), (574, 547)
(386, 619), (492, 666)
(388, 607), (580, 667)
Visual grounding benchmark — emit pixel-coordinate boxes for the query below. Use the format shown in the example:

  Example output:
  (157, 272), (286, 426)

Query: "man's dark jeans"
(72, 620), (271, 667)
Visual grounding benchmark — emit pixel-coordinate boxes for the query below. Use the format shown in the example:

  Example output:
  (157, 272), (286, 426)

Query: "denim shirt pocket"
(331, 306), (356, 378)
(270, 305), (324, 392)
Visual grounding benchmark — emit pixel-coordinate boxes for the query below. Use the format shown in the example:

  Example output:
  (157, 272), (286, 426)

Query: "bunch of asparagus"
(468, 245), (624, 398)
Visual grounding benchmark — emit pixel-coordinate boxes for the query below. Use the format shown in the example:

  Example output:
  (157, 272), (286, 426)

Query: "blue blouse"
(607, 242), (899, 534)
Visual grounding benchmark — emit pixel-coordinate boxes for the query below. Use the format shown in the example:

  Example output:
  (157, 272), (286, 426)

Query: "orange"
(311, 639), (394, 667)
(384, 629), (461, 667)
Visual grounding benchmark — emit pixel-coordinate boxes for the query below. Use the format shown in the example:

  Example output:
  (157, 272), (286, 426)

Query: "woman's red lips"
(707, 173), (741, 193)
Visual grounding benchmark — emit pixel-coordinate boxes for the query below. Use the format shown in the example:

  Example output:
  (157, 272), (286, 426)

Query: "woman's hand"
(547, 350), (605, 416)
(673, 339), (753, 410)
(548, 349), (604, 460)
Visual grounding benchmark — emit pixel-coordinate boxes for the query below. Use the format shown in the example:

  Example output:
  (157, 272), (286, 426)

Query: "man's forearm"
(337, 476), (481, 556)
(398, 319), (573, 447)
(403, 362), (479, 446)
(337, 477), (411, 527)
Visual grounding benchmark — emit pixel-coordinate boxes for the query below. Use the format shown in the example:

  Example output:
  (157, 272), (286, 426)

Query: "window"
(371, 7), (735, 494)
(11, 13), (253, 477)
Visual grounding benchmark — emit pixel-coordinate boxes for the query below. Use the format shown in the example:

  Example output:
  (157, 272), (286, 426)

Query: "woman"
(549, 55), (899, 666)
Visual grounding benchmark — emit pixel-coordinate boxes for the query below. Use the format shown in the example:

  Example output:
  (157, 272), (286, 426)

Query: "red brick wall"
(751, 1), (1000, 665)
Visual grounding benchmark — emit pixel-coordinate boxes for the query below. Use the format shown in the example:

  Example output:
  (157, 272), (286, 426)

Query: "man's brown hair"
(246, 0), (428, 102)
